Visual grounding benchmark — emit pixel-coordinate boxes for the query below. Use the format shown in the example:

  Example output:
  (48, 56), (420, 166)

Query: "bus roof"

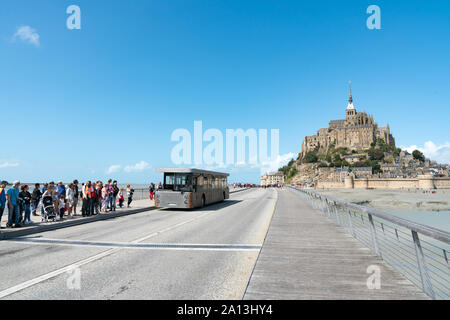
(156, 168), (229, 177)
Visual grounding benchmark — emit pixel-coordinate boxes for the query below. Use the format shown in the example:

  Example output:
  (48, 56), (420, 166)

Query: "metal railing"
(289, 186), (450, 300)
(132, 189), (150, 201)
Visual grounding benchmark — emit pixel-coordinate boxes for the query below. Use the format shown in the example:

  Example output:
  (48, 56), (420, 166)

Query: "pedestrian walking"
(58, 194), (66, 220)
(56, 181), (66, 199)
(112, 181), (119, 211)
(81, 182), (88, 217)
(95, 181), (102, 214)
(101, 184), (108, 213)
(73, 180), (79, 215)
(149, 183), (155, 200)
(0, 180), (8, 228)
(126, 184), (134, 208)
(88, 181), (96, 216)
(66, 183), (75, 218)
(7, 181), (21, 228)
(48, 181), (57, 209)
(31, 183), (42, 216)
(118, 188), (124, 208)
(41, 184), (57, 222)
(106, 179), (113, 211)
(41, 183), (48, 215)
(19, 185), (32, 224)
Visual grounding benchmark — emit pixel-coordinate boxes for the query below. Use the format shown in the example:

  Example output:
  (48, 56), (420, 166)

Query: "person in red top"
(87, 181), (96, 216)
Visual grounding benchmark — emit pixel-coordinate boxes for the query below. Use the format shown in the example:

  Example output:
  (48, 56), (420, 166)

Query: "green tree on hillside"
(412, 150), (425, 162)
(393, 147), (402, 158)
(305, 151), (318, 163)
(368, 148), (384, 161)
(363, 160), (381, 174)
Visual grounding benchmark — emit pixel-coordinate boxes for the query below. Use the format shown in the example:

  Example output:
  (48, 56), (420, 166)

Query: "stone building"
(381, 163), (402, 178)
(332, 167), (350, 182)
(301, 83), (395, 158)
(343, 155), (361, 164)
(260, 171), (285, 186)
(352, 167), (373, 178)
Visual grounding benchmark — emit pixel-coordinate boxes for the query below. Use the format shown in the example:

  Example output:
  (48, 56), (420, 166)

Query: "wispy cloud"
(124, 161), (151, 173)
(198, 153), (296, 176)
(259, 152), (296, 175)
(13, 26), (40, 46)
(0, 161), (19, 168)
(401, 141), (450, 165)
(106, 165), (122, 174)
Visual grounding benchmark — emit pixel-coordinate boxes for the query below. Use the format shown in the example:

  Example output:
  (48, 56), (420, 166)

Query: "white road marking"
(7, 237), (262, 251)
(0, 209), (221, 299)
(132, 211), (211, 243)
(0, 247), (120, 299)
(0, 189), (266, 299)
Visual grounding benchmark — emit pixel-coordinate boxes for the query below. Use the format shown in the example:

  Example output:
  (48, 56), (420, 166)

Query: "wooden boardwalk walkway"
(244, 188), (428, 300)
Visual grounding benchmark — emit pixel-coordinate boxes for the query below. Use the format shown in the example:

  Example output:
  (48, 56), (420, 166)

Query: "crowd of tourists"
(0, 179), (160, 229)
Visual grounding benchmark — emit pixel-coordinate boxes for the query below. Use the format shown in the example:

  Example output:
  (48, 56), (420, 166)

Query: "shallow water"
(388, 210), (450, 232)
(317, 189), (450, 232)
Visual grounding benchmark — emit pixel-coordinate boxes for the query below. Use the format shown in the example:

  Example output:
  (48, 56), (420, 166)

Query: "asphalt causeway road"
(0, 188), (277, 300)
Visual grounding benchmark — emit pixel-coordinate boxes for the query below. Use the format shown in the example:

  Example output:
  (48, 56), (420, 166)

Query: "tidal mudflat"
(317, 189), (450, 231)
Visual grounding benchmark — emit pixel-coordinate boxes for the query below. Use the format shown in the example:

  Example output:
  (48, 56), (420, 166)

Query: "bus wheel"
(201, 195), (206, 208)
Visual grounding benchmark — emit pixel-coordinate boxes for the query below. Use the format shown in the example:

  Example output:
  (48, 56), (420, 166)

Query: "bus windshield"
(164, 173), (193, 191)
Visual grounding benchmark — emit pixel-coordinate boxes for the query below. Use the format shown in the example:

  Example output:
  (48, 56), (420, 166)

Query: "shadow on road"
(158, 199), (242, 212)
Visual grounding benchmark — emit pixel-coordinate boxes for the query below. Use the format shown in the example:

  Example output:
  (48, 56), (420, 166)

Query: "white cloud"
(196, 153), (297, 176)
(13, 26), (40, 46)
(259, 152), (296, 175)
(0, 161), (19, 168)
(124, 161), (151, 173)
(106, 165), (121, 174)
(401, 141), (450, 165)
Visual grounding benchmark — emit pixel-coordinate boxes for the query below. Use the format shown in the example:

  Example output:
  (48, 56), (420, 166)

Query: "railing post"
(347, 209), (355, 237)
(325, 199), (331, 217)
(368, 213), (382, 258)
(411, 230), (436, 299)
(320, 198), (324, 213)
(334, 204), (342, 226)
(325, 199), (331, 218)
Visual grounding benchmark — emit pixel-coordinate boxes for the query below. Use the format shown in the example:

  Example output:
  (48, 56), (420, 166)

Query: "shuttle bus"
(155, 168), (230, 209)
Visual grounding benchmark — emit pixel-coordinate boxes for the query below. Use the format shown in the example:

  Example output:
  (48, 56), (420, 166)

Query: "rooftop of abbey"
(301, 82), (394, 158)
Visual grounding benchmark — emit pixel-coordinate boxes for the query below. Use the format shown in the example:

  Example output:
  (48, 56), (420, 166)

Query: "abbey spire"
(346, 81), (355, 111)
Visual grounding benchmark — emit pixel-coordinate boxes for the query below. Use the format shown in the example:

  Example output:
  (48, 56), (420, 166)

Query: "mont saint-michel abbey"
(301, 84), (395, 157)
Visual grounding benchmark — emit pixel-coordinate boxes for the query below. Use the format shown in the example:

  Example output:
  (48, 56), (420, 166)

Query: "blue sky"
(0, 0), (449, 183)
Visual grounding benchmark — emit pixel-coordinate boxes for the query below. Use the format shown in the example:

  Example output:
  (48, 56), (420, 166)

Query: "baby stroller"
(42, 195), (57, 222)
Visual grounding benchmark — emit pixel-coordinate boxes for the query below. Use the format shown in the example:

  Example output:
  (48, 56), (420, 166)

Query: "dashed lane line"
(7, 237), (262, 251)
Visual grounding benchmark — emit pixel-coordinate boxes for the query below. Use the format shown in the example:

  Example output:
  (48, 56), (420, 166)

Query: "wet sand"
(317, 189), (450, 212)
(316, 188), (450, 233)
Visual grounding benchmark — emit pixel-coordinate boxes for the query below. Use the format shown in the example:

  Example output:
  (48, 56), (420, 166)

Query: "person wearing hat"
(7, 181), (21, 228)
(0, 181), (8, 228)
